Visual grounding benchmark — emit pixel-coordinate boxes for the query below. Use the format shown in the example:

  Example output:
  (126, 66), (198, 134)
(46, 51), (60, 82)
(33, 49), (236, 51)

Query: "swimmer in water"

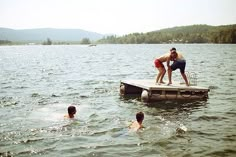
(129, 112), (144, 131)
(64, 105), (76, 118)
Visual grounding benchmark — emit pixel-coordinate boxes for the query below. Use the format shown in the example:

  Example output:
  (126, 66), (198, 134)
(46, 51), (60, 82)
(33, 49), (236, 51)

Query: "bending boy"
(154, 53), (172, 84)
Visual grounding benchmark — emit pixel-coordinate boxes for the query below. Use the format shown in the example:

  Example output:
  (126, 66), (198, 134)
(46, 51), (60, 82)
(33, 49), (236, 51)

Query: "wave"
(208, 85), (219, 89)
(19, 137), (44, 144)
(31, 93), (40, 97)
(205, 148), (236, 157)
(0, 96), (18, 107)
(194, 115), (228, 121)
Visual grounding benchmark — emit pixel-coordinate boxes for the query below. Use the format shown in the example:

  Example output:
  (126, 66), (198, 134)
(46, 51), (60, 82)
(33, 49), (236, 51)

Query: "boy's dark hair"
(136, 112), (144, 123)
(170, 47), (176, 51)
(68, 106), (76, 115)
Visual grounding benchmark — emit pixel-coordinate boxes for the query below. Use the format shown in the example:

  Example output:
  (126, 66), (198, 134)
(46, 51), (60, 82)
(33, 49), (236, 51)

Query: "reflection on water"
(0, 44), (236, 156)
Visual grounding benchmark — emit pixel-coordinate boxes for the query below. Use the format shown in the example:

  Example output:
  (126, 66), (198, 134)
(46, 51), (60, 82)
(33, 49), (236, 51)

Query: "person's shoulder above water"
(64, 105), (77, 119)
(129, 112), (144, 131)
(129, 121), (143, 130)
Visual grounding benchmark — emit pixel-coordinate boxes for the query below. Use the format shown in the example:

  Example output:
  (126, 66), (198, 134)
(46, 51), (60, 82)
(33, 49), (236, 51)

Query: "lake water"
(0, 44), (236, 157)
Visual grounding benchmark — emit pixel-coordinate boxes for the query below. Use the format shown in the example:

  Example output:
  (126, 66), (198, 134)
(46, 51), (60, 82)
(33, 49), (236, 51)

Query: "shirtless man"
(154, 53), (172, 84)
(167, 47), (189, 86)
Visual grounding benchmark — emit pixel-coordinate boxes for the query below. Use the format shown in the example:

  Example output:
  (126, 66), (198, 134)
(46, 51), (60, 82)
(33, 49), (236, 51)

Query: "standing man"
(167, 48), (189, 86)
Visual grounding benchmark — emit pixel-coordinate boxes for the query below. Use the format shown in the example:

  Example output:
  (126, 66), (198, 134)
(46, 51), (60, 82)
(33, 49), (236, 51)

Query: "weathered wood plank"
(121, 80), (209, 92)
(120, 80), (210, 102)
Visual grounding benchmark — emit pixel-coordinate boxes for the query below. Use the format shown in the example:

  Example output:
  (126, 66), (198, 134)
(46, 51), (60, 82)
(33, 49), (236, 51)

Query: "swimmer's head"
(136, 112), (144, 123)
(68, 105), (76, 115)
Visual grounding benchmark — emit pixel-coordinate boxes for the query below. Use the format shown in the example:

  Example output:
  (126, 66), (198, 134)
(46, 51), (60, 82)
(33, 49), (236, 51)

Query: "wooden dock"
(120, 80), (210, 102)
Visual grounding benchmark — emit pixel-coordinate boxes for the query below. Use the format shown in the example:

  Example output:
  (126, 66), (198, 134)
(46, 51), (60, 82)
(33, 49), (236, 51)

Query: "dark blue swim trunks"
(171, 60), (186, 73)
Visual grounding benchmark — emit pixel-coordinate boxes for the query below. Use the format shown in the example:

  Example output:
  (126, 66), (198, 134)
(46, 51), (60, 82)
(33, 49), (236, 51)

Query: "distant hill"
(98, 24), (236, 44)
(0, 28), (104, 42)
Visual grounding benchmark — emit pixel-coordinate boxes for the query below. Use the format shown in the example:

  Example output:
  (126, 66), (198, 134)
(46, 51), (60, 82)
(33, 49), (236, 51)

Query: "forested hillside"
(98, 25), (236, 44)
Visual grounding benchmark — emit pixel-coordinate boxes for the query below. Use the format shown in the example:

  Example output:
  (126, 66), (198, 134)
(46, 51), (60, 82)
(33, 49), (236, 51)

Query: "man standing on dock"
(167, 48), (189, 86)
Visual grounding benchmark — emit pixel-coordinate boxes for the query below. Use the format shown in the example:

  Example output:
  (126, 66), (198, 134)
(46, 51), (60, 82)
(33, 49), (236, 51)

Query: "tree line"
(0, 40), (11, 45)
(42, 38), (91, 45)
(97, 24), (236, 44)
(1, 25), (235, 45)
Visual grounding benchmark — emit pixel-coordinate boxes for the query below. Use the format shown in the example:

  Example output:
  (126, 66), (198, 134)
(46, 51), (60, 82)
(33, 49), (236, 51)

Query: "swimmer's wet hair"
(136, 112), (144, 123)
(68, 106), (76, 115)
(170, 47), (176, 51)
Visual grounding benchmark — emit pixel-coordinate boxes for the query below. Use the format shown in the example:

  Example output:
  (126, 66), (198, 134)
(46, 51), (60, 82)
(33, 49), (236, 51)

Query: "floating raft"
(120, 80), (210, 102)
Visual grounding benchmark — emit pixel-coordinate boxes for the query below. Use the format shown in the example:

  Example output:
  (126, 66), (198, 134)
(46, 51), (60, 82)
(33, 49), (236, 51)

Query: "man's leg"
(181, 72), (189, 86)
(179, 61), (189, 86)
(160, 68), (166, 83)
(167, 67), (172, 85)
(156, 68), (163, 84)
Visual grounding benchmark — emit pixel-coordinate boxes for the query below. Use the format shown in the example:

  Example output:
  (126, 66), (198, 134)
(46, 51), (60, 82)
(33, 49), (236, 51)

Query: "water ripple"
(0, 97), (18, 107)
(0, 44), (236, 156)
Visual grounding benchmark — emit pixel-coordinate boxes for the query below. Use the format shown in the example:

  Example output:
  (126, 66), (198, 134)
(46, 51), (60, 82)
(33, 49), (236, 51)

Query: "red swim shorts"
(154, 59), (164, 68)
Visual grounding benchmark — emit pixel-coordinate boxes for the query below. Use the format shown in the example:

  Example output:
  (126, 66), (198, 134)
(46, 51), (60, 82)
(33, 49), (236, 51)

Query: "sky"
(0, 0), (236, 35)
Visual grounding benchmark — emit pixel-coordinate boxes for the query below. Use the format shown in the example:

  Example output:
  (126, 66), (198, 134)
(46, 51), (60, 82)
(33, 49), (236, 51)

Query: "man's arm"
(167, 56), (171, 69)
